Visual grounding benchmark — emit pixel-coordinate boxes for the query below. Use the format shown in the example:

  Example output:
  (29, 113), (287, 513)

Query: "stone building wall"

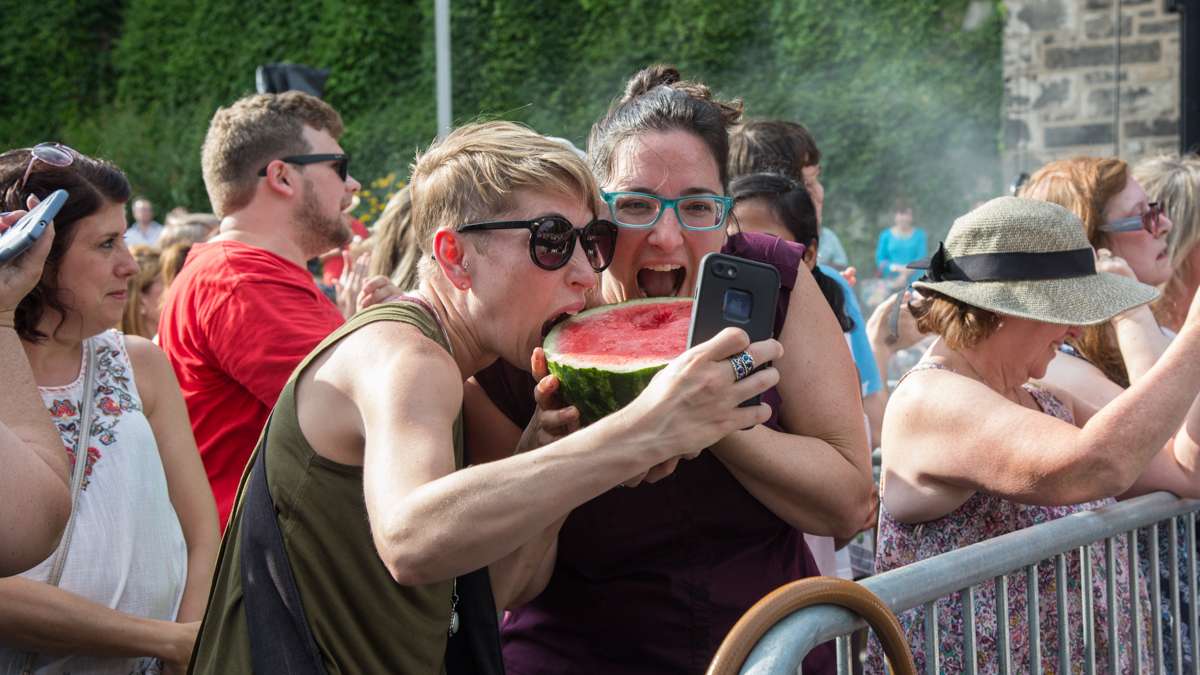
(1003, 0), (1182, 182)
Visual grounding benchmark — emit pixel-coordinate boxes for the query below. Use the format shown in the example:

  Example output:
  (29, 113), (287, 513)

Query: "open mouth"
(636, 264), (686, 298)
(541, 312), (573, 339)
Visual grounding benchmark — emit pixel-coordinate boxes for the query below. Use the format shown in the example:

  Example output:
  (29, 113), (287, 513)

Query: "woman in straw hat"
(872, 196), (1200, 673)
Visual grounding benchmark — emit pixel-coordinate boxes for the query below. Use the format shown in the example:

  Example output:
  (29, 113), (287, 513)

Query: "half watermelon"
(543, 298), (693, 424)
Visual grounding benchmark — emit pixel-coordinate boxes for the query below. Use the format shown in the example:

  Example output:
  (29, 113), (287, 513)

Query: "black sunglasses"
(257, 153), (350, 181)
(456, 216), (618, 272)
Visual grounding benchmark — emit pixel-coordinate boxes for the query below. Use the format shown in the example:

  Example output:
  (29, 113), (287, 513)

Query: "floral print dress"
(870, 364), (1152, 674)
(0, 330), (187, 675)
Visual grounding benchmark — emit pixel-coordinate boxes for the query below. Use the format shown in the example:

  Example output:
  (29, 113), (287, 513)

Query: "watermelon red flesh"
(543, 298), (692, 424)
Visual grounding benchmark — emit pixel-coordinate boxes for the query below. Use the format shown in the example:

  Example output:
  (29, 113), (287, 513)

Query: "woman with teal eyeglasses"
(471, 65), (872, 675)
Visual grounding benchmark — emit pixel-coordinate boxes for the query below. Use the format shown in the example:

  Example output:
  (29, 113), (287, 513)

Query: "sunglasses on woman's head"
(1100, 201), (1166, 235)
(456, 216), (618, 272)
(16, 143), (75, 196)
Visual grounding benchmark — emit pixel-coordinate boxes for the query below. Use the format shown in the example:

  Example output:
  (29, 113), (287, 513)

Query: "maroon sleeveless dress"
(475, 233), (835, 674)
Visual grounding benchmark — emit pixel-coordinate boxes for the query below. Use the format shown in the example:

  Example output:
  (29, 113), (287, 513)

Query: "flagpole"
(435, 0), (452, 140)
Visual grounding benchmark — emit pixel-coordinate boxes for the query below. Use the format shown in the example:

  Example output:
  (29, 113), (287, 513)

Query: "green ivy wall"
(0, 0), (1005, 273)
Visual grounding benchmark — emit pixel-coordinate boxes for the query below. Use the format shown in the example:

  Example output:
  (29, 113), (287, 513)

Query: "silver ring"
(729, 351), (755, 381)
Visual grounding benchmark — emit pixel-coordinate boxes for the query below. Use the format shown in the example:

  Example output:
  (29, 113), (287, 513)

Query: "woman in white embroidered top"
(874, 197), (1200, 673)
(0, 146), (219, 675)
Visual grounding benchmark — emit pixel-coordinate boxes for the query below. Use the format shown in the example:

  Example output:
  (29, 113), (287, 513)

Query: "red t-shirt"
(158, 240), (345, 528)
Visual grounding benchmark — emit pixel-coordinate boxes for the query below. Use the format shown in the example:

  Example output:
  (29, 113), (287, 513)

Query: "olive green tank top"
(191, 301), (462, 674)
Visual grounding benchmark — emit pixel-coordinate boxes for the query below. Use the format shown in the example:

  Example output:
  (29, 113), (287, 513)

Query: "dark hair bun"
(621, 65), (682, 102)
(619, 65), (743, 127)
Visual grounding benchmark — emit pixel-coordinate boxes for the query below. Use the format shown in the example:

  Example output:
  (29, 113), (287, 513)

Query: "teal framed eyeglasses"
(601, 191), (733, 231)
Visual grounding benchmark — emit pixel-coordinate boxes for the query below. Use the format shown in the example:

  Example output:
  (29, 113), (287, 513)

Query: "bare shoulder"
(884, 366), (1003, 444)
(332, 319), (463, 404)
(121, 334), (176, 402)
(122, 333), (168, 369)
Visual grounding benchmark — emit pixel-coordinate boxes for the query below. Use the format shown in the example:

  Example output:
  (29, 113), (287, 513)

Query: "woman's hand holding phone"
(615, 327), (782, 480)
(0, 199), (56, 325)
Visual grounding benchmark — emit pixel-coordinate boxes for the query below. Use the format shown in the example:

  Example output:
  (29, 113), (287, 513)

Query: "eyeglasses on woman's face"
(600, 191), (732, 232)
(455, 216), (618, 272)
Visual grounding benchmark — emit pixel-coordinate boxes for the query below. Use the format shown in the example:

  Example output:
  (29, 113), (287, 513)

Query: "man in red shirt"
(158, 91), (359, 527)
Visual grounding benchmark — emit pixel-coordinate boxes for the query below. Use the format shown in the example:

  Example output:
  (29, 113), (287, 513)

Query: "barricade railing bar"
(735, 492), (1200, 674)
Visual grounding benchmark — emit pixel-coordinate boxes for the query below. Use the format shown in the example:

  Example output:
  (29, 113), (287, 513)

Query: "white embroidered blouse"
(0, 330), (187, 675)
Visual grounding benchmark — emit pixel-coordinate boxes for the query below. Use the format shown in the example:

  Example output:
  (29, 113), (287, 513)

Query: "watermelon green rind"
(543, 297), (691, 424)
(545, 359), (666, 425)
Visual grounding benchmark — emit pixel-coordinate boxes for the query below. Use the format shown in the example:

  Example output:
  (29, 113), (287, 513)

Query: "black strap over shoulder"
(444, 437), (506, 675)
(240, 425), (329, 675)
(444, 567), (505, 675)
(241, 441), (505, 675)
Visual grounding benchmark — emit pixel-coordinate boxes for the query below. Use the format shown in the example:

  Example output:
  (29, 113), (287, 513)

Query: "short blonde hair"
(408, 121), (599, 271)
(201, 91), (343, 218)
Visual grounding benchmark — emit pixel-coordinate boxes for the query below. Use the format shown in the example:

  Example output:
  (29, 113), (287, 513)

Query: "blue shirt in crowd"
(819, 263), (883, 398)
(875, 227), (927, 282)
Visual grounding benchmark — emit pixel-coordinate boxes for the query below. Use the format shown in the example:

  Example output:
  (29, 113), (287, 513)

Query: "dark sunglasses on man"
(456, 216), (618, 272)
(257, 154), (351, 181)
(1099, 201), (1166, 236)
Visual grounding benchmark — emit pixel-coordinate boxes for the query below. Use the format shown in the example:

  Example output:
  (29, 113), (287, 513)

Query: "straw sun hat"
(909, 196), (1158, 326)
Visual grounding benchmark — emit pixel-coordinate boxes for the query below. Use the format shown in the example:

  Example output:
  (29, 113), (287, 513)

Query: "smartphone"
(0, 189), (67, 264)
(687, 252), (780, 407)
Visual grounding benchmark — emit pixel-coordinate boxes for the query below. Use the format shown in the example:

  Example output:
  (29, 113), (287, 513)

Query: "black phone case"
(687, 252), (780, 407)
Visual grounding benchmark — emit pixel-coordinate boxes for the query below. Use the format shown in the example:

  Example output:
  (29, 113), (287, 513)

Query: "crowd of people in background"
(0, 63), (1198, 674)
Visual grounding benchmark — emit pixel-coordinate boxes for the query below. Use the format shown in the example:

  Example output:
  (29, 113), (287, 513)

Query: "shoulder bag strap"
(21, 338), (99, 674)
(240, 417), (329, 675)
(443, 440), (506, 675)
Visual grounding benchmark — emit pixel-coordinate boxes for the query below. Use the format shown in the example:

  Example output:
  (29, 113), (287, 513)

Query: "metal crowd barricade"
(733, 492), (1200, 674)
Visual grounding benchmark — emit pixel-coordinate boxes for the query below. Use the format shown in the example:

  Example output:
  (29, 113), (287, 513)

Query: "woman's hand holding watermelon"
(516, 348), (583, 453)
(615, 327), (782, 468)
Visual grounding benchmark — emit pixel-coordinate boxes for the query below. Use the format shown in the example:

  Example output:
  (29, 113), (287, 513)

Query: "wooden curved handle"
(706, 576), (916, 675)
